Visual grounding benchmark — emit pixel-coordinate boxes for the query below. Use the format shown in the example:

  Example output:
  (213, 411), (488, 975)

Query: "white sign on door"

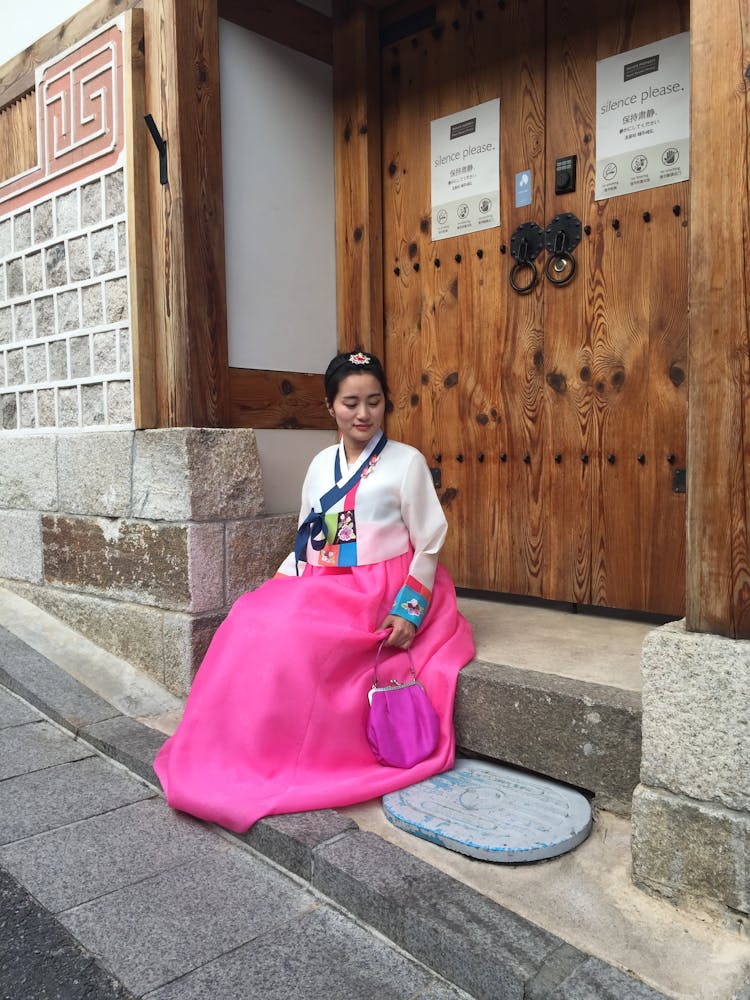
(595, 32), (690, 200)
(431, 98), (500, 241)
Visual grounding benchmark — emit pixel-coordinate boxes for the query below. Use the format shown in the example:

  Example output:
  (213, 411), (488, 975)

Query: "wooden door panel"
(381, 0), (688, 615)
(382, 0), (547, 593)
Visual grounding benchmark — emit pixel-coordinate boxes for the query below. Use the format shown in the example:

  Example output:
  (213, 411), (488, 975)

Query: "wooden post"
(143, 0), (229, 427)
(124, 9), (157, 429)
(686, 0), (750, 636)
(332, 0), (383, 358)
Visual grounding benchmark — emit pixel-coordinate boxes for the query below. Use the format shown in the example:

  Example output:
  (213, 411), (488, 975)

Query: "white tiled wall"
(0, 167), (133, 432)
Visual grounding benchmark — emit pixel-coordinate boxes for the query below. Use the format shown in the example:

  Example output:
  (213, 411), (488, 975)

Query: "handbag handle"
(373, 639), (417, 688)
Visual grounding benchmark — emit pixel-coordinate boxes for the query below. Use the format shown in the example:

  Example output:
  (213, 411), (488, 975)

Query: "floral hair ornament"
(349, 352), (371, 365)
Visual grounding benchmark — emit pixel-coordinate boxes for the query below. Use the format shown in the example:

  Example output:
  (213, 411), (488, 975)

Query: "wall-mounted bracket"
(144, 114), (168, 185)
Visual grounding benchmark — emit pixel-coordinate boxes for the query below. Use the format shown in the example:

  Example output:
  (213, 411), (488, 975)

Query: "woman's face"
(328, 372), (385, 458)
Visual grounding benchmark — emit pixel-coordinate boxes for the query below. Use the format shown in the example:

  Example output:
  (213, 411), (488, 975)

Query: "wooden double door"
(380, 0), (689, 615)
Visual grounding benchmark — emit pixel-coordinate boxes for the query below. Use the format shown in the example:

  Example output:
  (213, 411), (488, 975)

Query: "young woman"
(154, 351), (474, 833)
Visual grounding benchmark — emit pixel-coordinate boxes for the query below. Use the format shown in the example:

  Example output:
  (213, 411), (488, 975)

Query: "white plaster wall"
(219, 16), (338, 513)
(219, 19), (337, 373)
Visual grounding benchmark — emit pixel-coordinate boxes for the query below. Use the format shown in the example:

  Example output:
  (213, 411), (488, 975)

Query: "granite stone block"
(68, 235), (91, 281)
(24, 250), (43, 293)
(48, 339), (68, 380)
(45, 242), (68, 286)
(0, 263), (5, 303)
(26, 343), (47, 383)
(0, 305), (10, 343)
(2, 583), (168, 688)
(0, 509), (43, 582)
(37, 388), (56, 426)
(162, 610), (225, 694)
(1, 392), (17, 429)
(242, 809), (359, 880)
(118, 328), (131, 372)
(0, 218), (11, 257)
(58, 386), (80, 426)
(58, 431), (132, 516)
(42, 515), (224, 612)
(631, 784), (750, 914)
(187, 522), (226, 611)
(7, 257), (24, 297)
(117, 220), (127, 268)
(104, 276), (129, 323)
(81, 281), (104, 327)
(56, 189), (79, 234)
(0, 797), (213, 913)
(58, 289), (81, 333)
(105, 169), (125, 217)
(455, 660), (642, 814)
(0, 755), (153, 845)
(6, 347), (24, 385)
(0, 686), (41, 729)
(81, 179), (103, 225)
(313, 830), (563, 1000)
(69, 334), (90, 377)
(0, 436), (57, 508)
(60, 846), (312, 996)
(32, 200), (54, 242)
(19, 391), (35, 429)
(548, 956), (668, 998)
(0, 625), (119, 732)
(81, 715), (168, 785)
(34, 294), (55, 337)
(0, 720), (92, 781)
(641, 620), (750, 812)
(93, 329), (118, 373)
(146, 904), (438, 1000)
(13, 211), (32, 250)
(82, 382), (105, 425)
(107, 378), (132, 424)
(132, 428), (265, 521)
(91, 225), (117, 275)
(225, 514), (297, 602)
(14, 300), (33, 340)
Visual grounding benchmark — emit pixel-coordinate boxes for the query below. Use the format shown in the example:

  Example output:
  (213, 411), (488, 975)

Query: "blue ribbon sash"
(294, 433), (388, 571)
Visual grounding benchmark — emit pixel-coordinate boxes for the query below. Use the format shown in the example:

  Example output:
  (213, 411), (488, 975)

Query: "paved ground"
(0, 685), (467, 1000)
(3, 600), (742, 999)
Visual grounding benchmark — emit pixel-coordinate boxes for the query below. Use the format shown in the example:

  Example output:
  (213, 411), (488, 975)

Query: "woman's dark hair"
(324, 351), (389, 405)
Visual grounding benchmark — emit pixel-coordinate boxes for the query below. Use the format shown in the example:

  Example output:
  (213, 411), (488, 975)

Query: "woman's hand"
(378, 614), (417, 650)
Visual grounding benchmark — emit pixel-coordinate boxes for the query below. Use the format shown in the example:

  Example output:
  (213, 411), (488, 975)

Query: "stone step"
(455, 596), (658, 815)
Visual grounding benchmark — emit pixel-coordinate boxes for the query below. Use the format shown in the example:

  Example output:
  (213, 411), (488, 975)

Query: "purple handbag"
(366, 642), (440, 768)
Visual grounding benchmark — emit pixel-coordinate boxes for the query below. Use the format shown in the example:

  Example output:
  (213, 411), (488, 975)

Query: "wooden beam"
(123, 8), (157, 429)
(332, 0), (384, 358)
(0, 0), (142, 109)
(686, 0), (750, 636)
(143, 0), (230, 427)
(217, 0), (332, 65)
(228, 369), (331, 429)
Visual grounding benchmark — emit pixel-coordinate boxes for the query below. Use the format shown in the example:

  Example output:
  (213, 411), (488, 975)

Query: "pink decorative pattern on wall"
(0, 23), (124, 216)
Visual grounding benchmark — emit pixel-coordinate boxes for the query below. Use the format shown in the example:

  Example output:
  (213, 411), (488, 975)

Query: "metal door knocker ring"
(509, 222), (545, 295)
(544, 213), (582, 287)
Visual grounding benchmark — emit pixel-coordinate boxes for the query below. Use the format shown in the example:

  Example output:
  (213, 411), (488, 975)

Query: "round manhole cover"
(383, 758), (593, 862)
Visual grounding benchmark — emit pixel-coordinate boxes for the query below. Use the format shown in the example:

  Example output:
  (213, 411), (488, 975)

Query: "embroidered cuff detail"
(390, 577), (432, 629)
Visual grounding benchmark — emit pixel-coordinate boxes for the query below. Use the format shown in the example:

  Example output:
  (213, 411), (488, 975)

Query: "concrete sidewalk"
(0, 679), (470, 1000)
(0, 589), (746, 999)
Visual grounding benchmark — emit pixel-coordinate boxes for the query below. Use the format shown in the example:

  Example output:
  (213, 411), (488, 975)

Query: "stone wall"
(631, 620), (750, 921)
(0, 168), (132, 430)
(0, 429), (297, 695)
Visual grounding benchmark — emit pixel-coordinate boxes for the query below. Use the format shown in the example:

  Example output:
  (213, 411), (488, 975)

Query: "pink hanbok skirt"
(154, 552), (475, 833)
